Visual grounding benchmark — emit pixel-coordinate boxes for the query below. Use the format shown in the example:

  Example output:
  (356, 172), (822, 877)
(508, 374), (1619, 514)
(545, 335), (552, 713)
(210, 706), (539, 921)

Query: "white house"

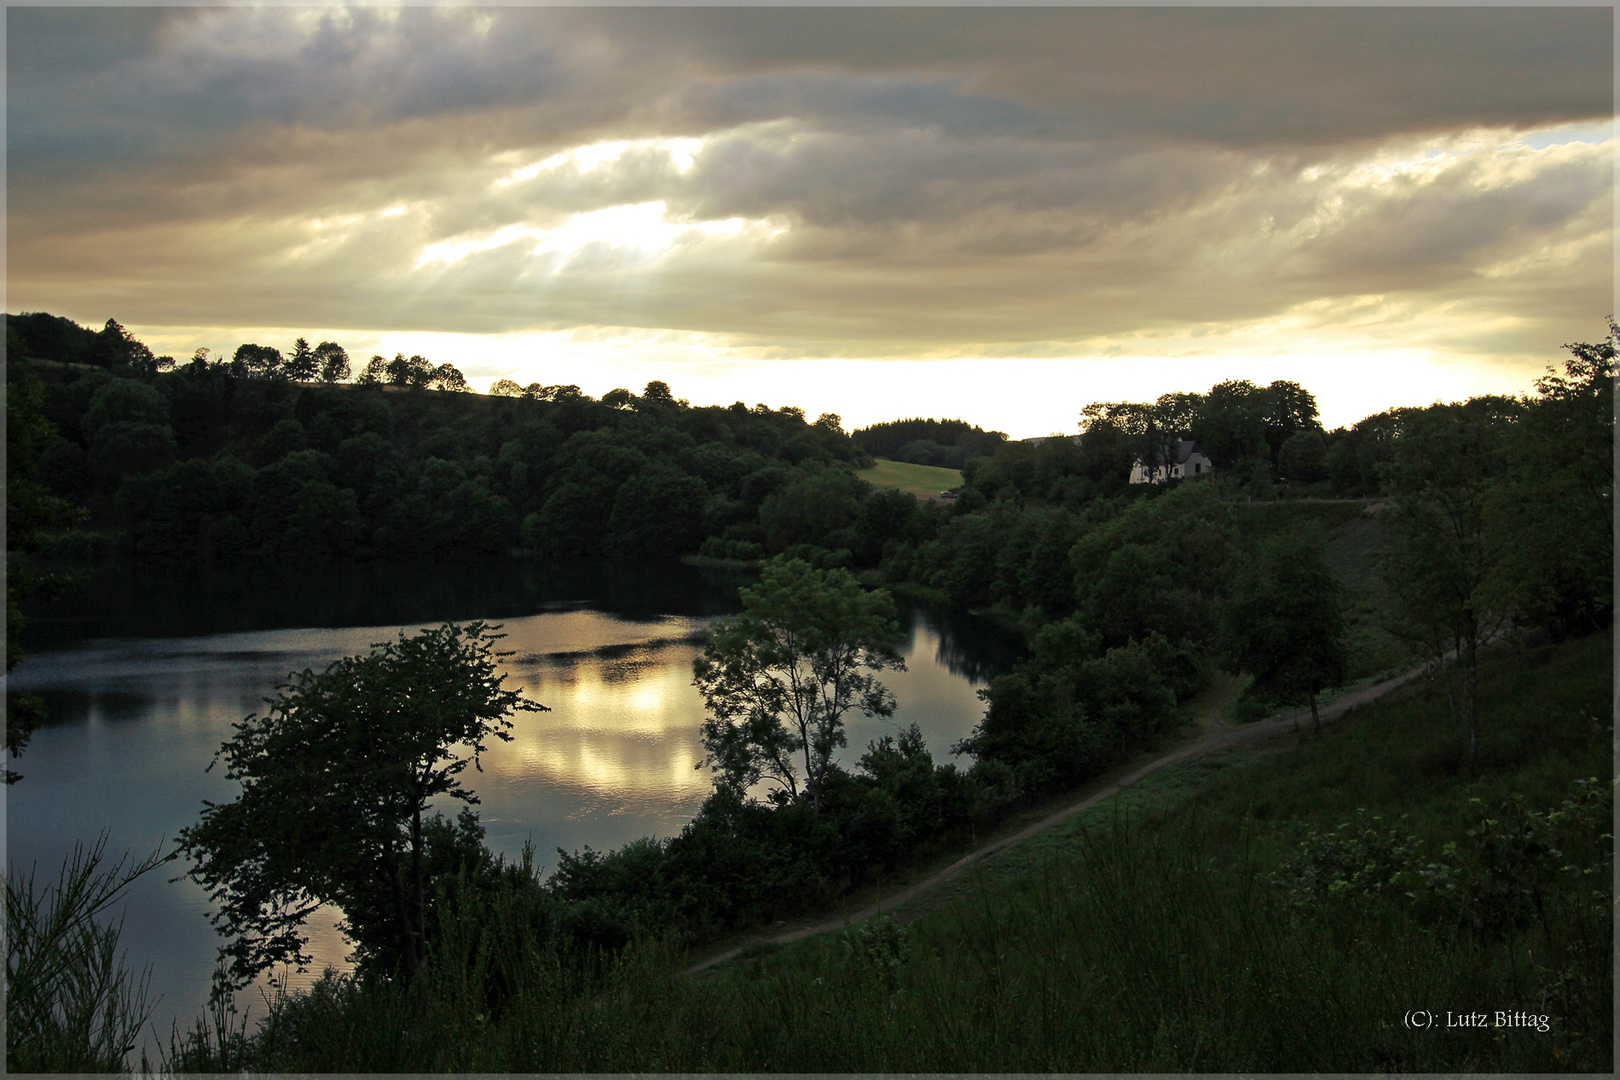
(1130, 439), (1214, 484)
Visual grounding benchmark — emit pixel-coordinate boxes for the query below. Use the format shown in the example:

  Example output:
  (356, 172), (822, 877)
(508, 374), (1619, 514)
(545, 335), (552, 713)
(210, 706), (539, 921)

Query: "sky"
(7, 5), (1614, 436)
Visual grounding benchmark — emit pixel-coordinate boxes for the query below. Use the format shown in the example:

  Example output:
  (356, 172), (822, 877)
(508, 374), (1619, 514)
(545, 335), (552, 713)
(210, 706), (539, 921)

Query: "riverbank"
(5, 567), (1009, 1062)
(164, 628), (1611, 1072)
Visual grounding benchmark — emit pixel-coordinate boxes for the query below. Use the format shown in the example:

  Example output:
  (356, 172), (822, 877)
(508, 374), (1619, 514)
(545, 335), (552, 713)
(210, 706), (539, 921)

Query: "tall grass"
(183, 807), (1606, 1072)
(5, 836), (168, 1072)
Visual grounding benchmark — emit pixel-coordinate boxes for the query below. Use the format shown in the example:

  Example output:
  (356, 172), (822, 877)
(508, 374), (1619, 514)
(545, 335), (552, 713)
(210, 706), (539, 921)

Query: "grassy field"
(176, 629), (1611, 1073)
(857, 458), (962, 499)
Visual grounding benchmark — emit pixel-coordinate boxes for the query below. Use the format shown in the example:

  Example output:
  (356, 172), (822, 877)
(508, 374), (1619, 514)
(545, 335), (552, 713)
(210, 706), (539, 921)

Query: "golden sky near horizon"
(7, 6), (1613, 435)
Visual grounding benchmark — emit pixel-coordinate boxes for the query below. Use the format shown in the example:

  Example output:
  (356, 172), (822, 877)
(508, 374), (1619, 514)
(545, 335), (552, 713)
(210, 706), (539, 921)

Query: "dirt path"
(685, 663), (1428, 976)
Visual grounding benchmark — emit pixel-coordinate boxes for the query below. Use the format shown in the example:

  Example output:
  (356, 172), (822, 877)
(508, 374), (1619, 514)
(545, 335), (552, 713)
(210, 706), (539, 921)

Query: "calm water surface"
(6, 558), (1018, 1048)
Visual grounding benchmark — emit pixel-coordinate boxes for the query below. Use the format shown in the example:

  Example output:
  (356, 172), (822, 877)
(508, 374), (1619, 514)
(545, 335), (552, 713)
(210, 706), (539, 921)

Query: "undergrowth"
(161, 629), (1611, 1073)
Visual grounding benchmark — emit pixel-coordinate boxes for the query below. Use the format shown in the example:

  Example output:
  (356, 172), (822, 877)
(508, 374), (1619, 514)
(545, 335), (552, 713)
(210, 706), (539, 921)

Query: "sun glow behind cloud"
(496, 136), (708, 187)
(414, 201), (778, 272)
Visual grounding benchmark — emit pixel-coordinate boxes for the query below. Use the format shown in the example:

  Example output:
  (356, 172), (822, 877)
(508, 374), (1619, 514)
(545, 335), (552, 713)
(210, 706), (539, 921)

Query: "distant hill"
(850, 417), (1007, 470)
(9, 309), (924, 570)
(7, 311), (139, 369)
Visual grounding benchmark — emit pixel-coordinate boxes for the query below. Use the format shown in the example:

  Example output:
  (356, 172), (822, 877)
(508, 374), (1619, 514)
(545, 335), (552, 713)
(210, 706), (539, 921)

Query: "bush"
(1270, 778), (1613, 940)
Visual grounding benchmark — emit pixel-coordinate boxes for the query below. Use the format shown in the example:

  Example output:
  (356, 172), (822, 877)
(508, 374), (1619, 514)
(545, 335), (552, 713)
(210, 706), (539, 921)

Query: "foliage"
(1222, 530), (1348, 730)
(955, 623), (1192, 796)
(1082, 379), (1318, 478)
(1423, 779), (1613, 940)
(850, 417), (1007, 469)
(1278, 427), (1327, 482)
(6, 836), (170, 1072)
(14, 312), (874, 568)
(1504, 330), (1615, 635)
(1323, 410), (1403, 495)
(1271, 778), (1612, 942)
(1268, 809), (1428, 908)
(177, 622), (545, 987)
(6, 362), (85, 781)
(693, 557), (904, 807)
(840, 914), (911, 992)
(315, 342), (351, 383)
(1069, 482), (1241, 650)
(1381, 397), (1522, 766)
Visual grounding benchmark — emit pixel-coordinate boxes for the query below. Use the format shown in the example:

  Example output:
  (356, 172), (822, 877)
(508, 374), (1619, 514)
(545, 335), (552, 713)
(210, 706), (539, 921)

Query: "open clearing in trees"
(856, 458), (963, 499)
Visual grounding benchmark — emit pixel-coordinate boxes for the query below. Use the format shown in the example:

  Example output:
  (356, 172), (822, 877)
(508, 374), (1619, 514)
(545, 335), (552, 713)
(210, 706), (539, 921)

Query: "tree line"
(849, 416), (1009, 470)
(7, 312), (883, 569)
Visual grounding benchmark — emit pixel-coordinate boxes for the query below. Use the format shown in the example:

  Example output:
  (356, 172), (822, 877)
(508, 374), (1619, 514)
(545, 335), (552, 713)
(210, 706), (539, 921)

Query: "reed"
(5, 837), (167, 1072)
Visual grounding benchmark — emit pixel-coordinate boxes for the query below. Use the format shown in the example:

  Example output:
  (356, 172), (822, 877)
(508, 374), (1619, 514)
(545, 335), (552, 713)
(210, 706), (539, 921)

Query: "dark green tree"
(1382, 398), (1521, 768)
(81, 379), (169, 441)
(314, 342), (351, 383)
(758, 465), (865, 551)
(1190, 379), (1271, 470)
(1223, 532), (1349, 733)
(640, 380), (676, 407)
(813, 412), (844, 435)
(1081, 399), (1166, 479)
(356, 354), (388, 385)
(94, 318), (163, 372)
(692, 558), (904, 809)
(177, 623), (545, 986)
(851, 417), (1007, 464)
(1279, 428), (1328, 483)
(231, 343), (283, 379)
(1505, 329), (1614, 635)
(384, 353), (432, 388)
(956, 619), (1188, 794)
(429, 362), (468, 392)
(90, 422), (178, 482)
(1253, 379), (1321, 462)
(606, 467), (708, 557)
(1069, 482), (1240, 653)
(284, 337), (319, 381)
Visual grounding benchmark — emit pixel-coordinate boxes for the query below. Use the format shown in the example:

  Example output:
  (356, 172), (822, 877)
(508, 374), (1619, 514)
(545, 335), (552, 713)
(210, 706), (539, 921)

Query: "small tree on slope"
(1223, 531), (1348, 734)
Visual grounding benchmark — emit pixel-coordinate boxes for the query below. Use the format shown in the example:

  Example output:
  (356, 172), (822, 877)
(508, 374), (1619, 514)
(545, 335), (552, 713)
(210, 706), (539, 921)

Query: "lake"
(5, 557), (1019, 1050)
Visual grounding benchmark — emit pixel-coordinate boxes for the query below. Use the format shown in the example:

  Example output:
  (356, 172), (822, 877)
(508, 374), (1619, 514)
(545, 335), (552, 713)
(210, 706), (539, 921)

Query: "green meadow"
(856, 457), (963, 499)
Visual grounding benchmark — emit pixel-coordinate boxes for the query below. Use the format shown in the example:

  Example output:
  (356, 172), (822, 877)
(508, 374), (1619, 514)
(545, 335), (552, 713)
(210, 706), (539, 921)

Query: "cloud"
(7, 5), (1611, 386)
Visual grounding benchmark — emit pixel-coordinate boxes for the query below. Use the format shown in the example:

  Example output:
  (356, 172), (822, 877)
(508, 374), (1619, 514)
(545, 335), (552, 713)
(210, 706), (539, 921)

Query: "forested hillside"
(7, 313), (910, 567)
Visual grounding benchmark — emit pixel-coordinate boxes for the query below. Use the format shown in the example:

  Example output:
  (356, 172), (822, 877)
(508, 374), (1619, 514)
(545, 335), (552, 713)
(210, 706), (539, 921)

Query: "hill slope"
(857, 457), (962, 499)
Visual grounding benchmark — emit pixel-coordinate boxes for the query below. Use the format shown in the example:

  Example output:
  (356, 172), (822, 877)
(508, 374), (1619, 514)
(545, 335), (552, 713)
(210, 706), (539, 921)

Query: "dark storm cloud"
(13, 7), (1608, 164)
(5, 5), (1611, 360)
(603, 7), (1611, 144)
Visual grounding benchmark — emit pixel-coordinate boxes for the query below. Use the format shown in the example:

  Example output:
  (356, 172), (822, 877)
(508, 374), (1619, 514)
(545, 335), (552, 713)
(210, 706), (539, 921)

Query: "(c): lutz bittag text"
(1403, 1010), (1551, 1032)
